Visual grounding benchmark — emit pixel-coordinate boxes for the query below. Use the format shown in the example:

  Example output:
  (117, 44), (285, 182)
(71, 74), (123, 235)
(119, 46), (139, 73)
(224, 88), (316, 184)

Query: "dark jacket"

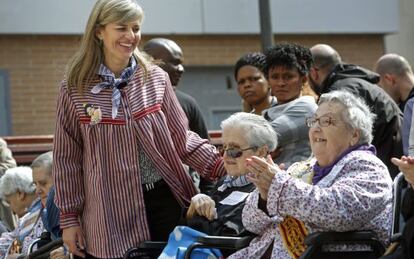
(320, 64), (403, 178)
(175, 90), (209, 140)
(381, 186), (414, 259)
(186, 178), (255, 237)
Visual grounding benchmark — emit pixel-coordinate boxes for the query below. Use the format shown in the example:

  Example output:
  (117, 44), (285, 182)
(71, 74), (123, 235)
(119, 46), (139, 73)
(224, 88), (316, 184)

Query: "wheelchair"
(18, 231), (63, 259)
(124, 173), (406, 259)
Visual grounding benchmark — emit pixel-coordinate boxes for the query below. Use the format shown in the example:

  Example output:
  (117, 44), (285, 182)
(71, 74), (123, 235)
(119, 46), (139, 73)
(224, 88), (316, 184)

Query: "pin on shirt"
(83, 103), (102, 125)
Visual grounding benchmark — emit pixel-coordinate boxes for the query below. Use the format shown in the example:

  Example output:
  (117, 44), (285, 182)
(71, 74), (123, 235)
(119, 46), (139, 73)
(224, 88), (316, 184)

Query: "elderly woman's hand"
(392, 156), (414, 188)
(50, 247), (68, 259)
(246, 155), (281, 200)
(186, 194), (217, 221)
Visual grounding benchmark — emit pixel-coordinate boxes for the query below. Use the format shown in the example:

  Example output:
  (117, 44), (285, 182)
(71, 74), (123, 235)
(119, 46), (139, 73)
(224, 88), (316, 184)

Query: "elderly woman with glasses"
(228, 90), (392, 259)
(0, 167), (44, 259)
(184, 112), (278, 237)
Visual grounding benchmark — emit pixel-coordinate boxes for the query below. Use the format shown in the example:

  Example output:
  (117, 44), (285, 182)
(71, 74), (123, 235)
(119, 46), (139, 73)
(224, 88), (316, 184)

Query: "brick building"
(0, 0), (402, 135)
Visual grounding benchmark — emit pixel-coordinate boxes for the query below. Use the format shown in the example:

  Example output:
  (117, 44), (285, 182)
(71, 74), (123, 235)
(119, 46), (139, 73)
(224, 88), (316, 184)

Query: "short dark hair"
(264, 42), (313, 76)
(234, 52), (266, 79)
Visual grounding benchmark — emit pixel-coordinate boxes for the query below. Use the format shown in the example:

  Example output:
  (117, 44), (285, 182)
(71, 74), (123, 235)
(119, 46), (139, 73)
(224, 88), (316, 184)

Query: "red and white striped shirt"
(53, 65), (225, 258)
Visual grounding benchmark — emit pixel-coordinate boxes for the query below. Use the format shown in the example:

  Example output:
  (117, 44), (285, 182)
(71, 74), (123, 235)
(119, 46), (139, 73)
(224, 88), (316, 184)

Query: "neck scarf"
(217, 174), (251, 192)
(91, 58), (137, 119)
(312, 144), (376, 185)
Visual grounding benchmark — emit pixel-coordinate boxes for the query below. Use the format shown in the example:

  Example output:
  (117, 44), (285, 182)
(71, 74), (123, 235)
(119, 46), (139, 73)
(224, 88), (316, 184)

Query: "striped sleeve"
(161, 74), (226, 180)
(53, 83), (84, 228)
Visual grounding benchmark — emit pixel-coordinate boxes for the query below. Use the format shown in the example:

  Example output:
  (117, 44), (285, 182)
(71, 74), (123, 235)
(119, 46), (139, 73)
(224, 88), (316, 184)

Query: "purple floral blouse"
(228, 150), (393, 259)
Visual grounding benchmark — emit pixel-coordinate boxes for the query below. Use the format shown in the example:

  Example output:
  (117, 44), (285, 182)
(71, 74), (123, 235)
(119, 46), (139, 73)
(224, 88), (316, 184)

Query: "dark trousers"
(75, 181), (182, 258)
(143, 180), (183, 241)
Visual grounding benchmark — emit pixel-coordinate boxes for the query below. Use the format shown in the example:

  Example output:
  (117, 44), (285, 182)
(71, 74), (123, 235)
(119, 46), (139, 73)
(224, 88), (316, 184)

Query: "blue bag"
(158, 226), (223, 259)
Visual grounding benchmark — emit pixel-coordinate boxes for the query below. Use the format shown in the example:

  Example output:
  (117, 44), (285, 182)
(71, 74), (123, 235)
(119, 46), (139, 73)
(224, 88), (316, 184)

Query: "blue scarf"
(312, 144), (376, 185)
(91, 58), (137, 119)
(217, 174), (251, 192)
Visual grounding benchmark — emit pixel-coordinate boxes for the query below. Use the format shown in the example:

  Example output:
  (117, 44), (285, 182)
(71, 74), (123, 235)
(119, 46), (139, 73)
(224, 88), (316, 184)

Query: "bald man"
(375, 54), (414, 156)
(308, 44), (403, 178)
(143, 38), (209, 140)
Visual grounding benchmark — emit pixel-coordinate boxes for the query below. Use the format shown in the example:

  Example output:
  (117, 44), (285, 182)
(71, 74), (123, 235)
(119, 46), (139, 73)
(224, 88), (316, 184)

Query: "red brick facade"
(0, 34), (384, 135)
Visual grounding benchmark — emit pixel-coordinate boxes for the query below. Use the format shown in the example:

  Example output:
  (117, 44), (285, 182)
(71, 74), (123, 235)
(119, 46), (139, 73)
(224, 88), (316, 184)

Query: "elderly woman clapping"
(228, 90), (393, 259)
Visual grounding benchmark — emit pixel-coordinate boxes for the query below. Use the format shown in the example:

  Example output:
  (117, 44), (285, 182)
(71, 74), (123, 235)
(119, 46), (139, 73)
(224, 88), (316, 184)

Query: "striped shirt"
(53, 65), (226, 258)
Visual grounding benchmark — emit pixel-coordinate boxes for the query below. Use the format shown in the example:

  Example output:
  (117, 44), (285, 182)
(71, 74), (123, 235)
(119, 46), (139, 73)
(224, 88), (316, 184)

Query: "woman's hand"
(186, 194), (216, 221)
(246, 155), (281, 200)
(392, 156), (414, 188)
(62, 226), (86, 258)
(50, 247), (68, 259)
(5, 254), (19, 259)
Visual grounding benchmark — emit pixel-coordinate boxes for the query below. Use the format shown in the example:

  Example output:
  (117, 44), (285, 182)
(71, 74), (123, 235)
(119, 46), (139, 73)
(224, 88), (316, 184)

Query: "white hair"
(318, 90), (375, 144)
(0, 166), (35, 200)
(220, 112), (278, 151)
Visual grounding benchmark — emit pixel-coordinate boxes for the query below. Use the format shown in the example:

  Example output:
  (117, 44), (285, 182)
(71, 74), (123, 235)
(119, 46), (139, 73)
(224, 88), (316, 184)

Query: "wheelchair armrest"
(301, 231), (385, 259)
(137, 241), (167, 249)
(26, 238), (63, 259)
(184, 235), (254, 259)
(304, 231), (379, 246)
(196, 235), (254, 249)
(123, 241), (167, 259)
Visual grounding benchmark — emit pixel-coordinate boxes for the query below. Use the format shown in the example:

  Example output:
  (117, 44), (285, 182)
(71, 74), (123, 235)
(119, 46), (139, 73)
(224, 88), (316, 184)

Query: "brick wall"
(0, 34), (384, 135)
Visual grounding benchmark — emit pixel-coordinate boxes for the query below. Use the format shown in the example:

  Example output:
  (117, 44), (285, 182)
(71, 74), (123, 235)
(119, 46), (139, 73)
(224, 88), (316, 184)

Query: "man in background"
(143, 38), (209, 140)
(375, 54), (414, 156)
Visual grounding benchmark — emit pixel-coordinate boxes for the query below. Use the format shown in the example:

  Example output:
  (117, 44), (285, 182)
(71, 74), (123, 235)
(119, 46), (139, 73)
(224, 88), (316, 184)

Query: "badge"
(83, 103), (102, 125)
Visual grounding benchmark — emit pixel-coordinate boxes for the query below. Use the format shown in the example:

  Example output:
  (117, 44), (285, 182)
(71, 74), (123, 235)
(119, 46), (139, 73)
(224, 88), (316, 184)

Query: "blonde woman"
(53, 0), (226, 258)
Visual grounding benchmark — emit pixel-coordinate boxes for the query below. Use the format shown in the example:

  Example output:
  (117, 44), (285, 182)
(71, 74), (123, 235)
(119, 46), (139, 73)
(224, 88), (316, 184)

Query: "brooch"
(83, 103), (102, 125)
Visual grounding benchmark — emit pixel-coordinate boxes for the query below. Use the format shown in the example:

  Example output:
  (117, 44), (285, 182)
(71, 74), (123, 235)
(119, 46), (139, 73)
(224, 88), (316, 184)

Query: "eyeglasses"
(305, 114), (336, 128)
(223, 147), (257, 159)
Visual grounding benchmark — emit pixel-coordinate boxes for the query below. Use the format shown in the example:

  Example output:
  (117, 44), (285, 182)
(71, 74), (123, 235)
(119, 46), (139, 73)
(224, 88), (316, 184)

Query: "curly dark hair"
(234, 52), (267, 79)
(264, 42), (313, 76)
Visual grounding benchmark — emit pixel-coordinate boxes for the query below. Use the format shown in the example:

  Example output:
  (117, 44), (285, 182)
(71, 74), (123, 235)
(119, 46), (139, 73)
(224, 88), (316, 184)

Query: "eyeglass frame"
(222, 146), (258, 159)
(305, 113), (337, 128)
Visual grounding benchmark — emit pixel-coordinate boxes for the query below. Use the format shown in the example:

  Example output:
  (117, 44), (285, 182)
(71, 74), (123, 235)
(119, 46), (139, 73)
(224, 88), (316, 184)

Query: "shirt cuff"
(60, 212), (80, 229)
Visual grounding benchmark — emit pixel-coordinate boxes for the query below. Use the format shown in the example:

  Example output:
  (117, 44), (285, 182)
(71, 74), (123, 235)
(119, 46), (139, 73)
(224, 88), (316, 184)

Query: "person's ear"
(384, 74), (397, 87)
(350, 129), (361, 146)
(310, 67), (318, 82)
(302, 75), (308, 85)
(257, 145), (269, 157)
(95, 27), (103, 41)
(17, 191), (25, 201)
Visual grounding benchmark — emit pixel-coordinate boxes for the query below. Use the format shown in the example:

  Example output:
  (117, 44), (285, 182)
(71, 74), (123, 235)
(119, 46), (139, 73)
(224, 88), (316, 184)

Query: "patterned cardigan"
(229, 150), (393, 259)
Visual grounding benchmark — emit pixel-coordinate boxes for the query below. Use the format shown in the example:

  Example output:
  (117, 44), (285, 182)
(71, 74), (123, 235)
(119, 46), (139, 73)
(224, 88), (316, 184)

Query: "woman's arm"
(161, 74), (226, 181)
(53, 84), (86, 257)
(242, 190), (281, 235)
(53, 83), (85, 228)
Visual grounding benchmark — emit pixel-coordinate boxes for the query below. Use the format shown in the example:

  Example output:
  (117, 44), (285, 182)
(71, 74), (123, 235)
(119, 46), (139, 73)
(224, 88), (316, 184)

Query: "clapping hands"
(391, 156), (414, 188)
(246, 155), (283, 200)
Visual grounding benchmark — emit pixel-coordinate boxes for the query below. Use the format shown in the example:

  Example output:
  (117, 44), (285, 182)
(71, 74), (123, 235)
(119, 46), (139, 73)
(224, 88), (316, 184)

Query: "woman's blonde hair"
(66, 0), (152, 92)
